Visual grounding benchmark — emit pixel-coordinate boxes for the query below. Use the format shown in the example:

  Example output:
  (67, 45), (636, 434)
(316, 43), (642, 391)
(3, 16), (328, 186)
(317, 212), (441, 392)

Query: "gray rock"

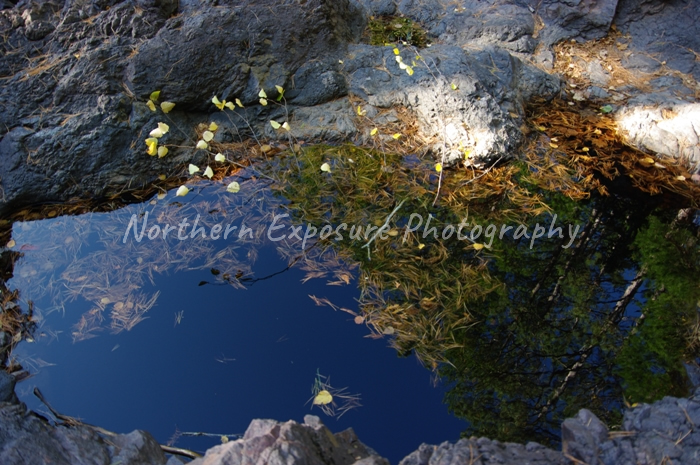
(188, 415), (387, 465)
(537, 0), (619, 46)
(615, 96), (700, 172)
(615, 0), (700, 79)
(561, 409), (609, 465)
(0, 370), (15, 403)
(0, 399), (167, 465)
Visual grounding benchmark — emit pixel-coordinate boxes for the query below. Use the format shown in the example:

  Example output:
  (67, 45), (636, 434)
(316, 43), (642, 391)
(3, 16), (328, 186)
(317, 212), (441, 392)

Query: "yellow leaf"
(259, 98), (268, 106)
(398, 61), (408, 69)
(393, 47), (400, 55)
(282, 122), (290, 131)
(387, 229), (399, 236)
(176, 185), (189, 197)
(161, 102), (175, 113)
(594, 129), (602, 135)
(313, 390), (333, 405)
(581, 147), (589, 152)
(275, 85), (284, 94)
(215, 153), (226, 162)
(209, 122), (218, 131)
(7, 239), (15, 248)
(157, 146), (168, 158)
(676, 175), (686, 181)
(149, 128), (164, 138)
(212, 96), (224, 110)
(392, 133), (401, 139)
(270, 120), (281, 129)
(225, 101), (235, 110)
(145, 138), (158, 156)
(451, 83), (458, 90)
(406, 66), (414, 75)
(550, 143), (559, 148)
(235, 98), (243, 108)
(196, 140), (208, 150)
(146, 100), (156, 112)
(464, 150), (472, 159)
(158, 174), (166, 181)
(536, 125), (546, 131)
(417, 243), (425, 250)
(435, 163), (443, 173)
(320, 162), (331, 173)
(149, 90), (160, 102)
(639, 157), (654, 165)
(203, 130), (214, 142)
(188, 164), (200, 174)
(259, 89), (267, 99)
(260, 144), (272, 153)
(370, 128), (378, 136)
(357, 105), (366, 116)
(473, 243), (485, 250)
(226, 181), (240, 193)
(203, 166), (214, 179)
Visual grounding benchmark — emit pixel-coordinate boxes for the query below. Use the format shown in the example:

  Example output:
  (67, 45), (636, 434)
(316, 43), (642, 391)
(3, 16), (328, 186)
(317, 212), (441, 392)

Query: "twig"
(361, 199), (406, 260)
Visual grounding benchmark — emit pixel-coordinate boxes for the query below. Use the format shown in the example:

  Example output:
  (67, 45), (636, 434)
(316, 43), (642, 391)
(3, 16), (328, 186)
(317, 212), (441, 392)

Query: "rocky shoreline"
(1, 0), (699, 464)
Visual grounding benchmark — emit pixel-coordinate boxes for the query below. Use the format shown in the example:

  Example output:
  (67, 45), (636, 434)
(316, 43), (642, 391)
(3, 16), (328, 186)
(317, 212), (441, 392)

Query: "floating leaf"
(354, 315), (364, 324)
(202, 130), (214, 142)
(275, 85), (285, 101)
(600, 105), (613, 114)
(235, 98), (243, 108)
(536, 125), (546, 131)
(226, 181), (240, 193)
(212, 96), (224, 110)
(395, 56), (403, 63)
(161, 102), (175, 113)
(259, 89), (267, 99)
(158, 174), (166, 181)
(550, 143), (559, 148)
(270, 120), (281, 129)
(7, 239), (15, 248)
(209, 122), (218, 131)
(370, 128), (378, 136)
(464, 150), (472, 159)
(639, 157), (655, 165)
(405, 66), (414, 75)
(581, 147), (590, 152)
(157, 146), (168, 158)
(215, 153), (226, 162)
(259, 98), (268, 106)
(149, 90), (160, 102)
(417, 243), (425, 250)
(392, 133), (401, 139)
(196, 140), (208, 150)
(357, 105), (366, 116)
(320, 162), (331, 173)
(435, 163), (442, 173)
(203, 166), (214, 179)
(146, 100), (156, 112)
(282, 122), (290, 131)
(677, 175), (686, 181)
(176, 186), (189, 197)
(313, 390), (333, 405)
(393, 47), (400, 55)
(451, 83), (458, 90)
(593, 128), (602, 135)
(225, 101), (235, 110)
(398, 61), (408, 70)
(260, 144), (272, 153)
(473, 243), (485, 250)
(188, 164), (200, 174)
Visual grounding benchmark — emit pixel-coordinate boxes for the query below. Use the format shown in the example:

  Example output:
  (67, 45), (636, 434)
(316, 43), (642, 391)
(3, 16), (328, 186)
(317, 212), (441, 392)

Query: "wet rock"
(188, 415), (388, 465)
(561, 409), (608, 465)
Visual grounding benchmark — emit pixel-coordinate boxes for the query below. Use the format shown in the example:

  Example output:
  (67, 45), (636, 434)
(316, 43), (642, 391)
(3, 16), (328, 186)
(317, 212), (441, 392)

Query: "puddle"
(3, 144), (699, 456)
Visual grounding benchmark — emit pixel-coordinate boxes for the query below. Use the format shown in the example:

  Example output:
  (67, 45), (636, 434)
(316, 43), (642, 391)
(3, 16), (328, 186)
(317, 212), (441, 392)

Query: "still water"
(5, 145), (700, 460)
(7, 177), (465, 463)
